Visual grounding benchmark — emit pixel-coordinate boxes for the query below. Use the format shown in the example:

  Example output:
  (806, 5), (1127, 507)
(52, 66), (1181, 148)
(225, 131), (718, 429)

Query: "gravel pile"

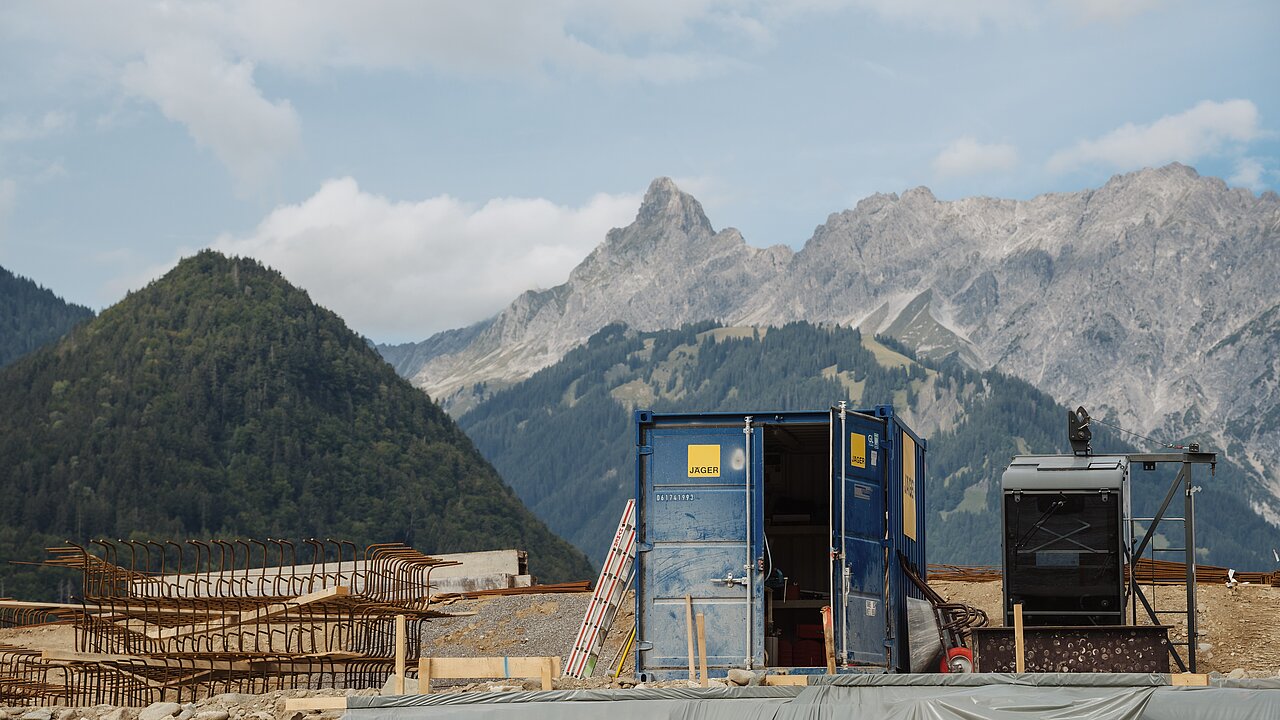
(421, 590), (636, 685)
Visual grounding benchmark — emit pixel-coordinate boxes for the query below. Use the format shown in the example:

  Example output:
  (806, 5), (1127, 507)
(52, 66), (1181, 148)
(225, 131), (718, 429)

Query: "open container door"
(636, 416), (763, 678)
(829, 404), (890, 666)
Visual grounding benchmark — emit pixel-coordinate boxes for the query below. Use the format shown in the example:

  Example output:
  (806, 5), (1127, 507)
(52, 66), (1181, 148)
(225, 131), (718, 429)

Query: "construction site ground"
(3, 579), (1279, 717)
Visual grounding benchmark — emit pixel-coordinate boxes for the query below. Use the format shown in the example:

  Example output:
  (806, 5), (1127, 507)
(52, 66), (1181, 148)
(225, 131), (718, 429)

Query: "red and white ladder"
(565, 499), (637, 678)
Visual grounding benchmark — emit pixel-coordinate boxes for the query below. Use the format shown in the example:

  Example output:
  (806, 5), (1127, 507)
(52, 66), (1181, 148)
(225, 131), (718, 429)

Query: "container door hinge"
(638, 446), (653, 456)
(636, 542), (654, 553)
(635, 640), (654, 651)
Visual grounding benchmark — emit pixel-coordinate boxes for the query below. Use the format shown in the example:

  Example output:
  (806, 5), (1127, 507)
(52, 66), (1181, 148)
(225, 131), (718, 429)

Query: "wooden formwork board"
(418, 656), (561, 693)
(283, 697), (349, 711)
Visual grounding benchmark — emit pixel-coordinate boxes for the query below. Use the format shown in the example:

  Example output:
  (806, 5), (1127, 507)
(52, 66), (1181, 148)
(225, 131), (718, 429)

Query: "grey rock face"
(385, 165), (1280, 518)
(137, 704), (181, 720)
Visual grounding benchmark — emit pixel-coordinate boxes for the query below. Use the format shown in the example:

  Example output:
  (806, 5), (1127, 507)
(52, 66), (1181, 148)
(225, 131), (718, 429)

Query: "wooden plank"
(146, 586), (349, 639)
(419, 657), (432, 694)
(0, 599), (85, 610)
(416, 656), (563, 680)
(41, 650), (252, 672)
(696, 612), (708, 688)
(1013, 603), (1025, 674)
(821, 605), (836, 674)
(761, 675), (810, 687)
(394, 614), (406, 695)
(685, 594), (696, 681)
(44, 650), (409, 677)
(284, 698), (348, 711)
(1172, 673), (1209, 686)
(539, 657), (553, 691)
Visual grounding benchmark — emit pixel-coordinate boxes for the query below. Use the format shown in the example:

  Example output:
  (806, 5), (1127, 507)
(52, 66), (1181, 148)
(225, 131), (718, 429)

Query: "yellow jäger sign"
(850, 433), (866, 468)
(687, 444), (721, 477)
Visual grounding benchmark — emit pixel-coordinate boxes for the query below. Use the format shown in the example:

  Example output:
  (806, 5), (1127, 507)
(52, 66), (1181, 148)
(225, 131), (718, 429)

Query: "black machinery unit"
(1000, 455), (1129, 626)
(997, 406), (1217, 672)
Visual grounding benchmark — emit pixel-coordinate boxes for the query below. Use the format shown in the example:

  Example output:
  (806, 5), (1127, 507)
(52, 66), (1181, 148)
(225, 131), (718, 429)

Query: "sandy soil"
(932, 579), (1280, 676)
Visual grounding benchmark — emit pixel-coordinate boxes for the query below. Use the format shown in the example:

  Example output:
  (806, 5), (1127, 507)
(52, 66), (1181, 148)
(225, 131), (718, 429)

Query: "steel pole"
(1184, 461), (1197, 673)
(744, 415), (754, 669)
(838, 402), (848, 665)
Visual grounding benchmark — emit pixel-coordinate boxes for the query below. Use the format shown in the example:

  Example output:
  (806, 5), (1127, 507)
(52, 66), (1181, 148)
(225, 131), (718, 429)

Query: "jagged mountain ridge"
(379, 165), (1280, 519)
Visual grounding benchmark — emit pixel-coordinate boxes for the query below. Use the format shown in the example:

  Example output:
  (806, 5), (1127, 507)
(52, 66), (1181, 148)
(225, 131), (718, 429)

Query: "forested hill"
(1, 264), (94, 367)
(458, 321), (1273, 569)
(0, 251), (591, 599)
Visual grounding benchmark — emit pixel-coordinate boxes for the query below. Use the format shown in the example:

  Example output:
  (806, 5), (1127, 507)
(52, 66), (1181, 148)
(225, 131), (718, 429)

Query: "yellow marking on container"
(850, 433), (866, 468)
(688, 444), (721, 477)
(902, 434), (917, 540)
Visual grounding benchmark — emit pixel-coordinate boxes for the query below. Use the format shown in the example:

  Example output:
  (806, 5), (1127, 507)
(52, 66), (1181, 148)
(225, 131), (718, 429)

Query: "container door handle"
(710, 573), (748, 587)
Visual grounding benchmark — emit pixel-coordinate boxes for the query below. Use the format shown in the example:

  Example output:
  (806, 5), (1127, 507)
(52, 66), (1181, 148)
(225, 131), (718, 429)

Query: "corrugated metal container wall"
(632, 405), (927, 680)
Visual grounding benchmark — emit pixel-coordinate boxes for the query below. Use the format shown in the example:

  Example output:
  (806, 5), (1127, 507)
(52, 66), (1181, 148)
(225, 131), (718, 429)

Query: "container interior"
(761, 422), (830, 668)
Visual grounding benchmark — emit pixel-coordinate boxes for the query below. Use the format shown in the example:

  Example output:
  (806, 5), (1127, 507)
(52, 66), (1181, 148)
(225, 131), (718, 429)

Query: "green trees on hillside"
(0, 251), (591, 599)
(1, 265), (94, 368)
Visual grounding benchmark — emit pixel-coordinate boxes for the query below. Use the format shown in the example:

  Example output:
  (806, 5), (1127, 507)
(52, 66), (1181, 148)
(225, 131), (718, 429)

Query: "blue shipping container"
(633, 404), (927, 680)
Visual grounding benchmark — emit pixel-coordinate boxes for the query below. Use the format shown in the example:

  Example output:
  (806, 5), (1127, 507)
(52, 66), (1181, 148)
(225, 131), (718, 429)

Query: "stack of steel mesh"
(2, 538), (460, 705)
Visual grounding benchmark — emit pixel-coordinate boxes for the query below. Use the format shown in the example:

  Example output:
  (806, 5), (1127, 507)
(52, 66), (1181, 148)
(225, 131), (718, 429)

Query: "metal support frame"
(1124, 451), (1215, 673)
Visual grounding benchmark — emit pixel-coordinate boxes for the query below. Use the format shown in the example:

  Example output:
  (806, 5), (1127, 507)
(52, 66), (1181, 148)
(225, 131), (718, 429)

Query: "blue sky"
(1, 1), (1276, 342)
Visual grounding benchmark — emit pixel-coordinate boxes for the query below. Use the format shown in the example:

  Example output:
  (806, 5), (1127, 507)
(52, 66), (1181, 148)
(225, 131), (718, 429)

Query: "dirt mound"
(932, 579), (1280, 676)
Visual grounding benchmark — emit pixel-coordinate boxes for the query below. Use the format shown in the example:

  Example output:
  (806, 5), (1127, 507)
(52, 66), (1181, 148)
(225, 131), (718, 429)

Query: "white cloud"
(34, 160), (68, 184)
(5, 2), (761, 186)
(1229, 158), (1266, 191)
(842, 0), (1165, 30)
(233, 2), (757, 83)
(15, 1), (1078, 99)
(1048, 99), (1262, 174)
(120, 44), (300, 190)
(841, 0), (1036, 33)
(932, 137), (1018, 177)
(209, 178), (641, 341)
(12, 2), (746, 82)
(1057, 0), (1165, 23)
(0, 111), (74, 143)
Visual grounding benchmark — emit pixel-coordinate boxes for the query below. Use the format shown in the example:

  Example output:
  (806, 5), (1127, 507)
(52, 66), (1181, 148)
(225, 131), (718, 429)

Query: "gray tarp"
(345, 673), (1280, 720)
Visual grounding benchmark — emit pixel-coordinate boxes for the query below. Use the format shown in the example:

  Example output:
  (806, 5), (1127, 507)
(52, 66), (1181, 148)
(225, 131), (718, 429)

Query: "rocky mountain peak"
(1083, 162), (1248, 230)
(636, 177), (714, 237)
(901, 186), (938, 204)
(1098, 162), (1213, 197)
